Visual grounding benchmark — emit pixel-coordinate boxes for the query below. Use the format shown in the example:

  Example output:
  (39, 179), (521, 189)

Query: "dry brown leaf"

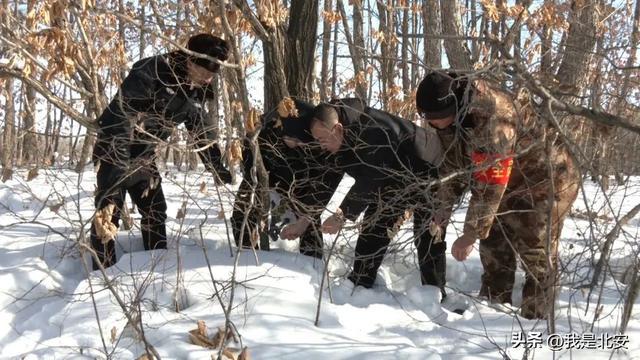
(245, 108), (260, 134)
(199, 181), (208, 194)
(197, 320), (208, 337)
(136, 354), (152, 360)
(110, 326), (117, 344)
(222, 348), (238, 360)
(94, 204), (118, 244)
(176, 201), (187, 220)
(189, 329), (217, 349)
(250, 228), (260, 249)
(26, 168), (39, 181)
(277, 97), (299, 118)
(217, 208), (226, 220)
(238, 347), (250, 360)
(1, 168), (13, 182)
(228, 140), (243, 166)
(49, 202), (64, 214)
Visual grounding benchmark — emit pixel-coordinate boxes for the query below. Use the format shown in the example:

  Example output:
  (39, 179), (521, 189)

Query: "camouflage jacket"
(435, 80), (572, 239)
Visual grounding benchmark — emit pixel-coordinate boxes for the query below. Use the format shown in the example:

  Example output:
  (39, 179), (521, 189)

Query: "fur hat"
(187, 34), (229, 73)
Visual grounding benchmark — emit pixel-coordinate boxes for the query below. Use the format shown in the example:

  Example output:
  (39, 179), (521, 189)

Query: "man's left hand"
(280, 218), (310, 240)
(451, 233), (477, 261)
(321, 211), (344, 234)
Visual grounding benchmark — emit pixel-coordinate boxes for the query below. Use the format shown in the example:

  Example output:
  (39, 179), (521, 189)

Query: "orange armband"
(471, 152), (514, 185)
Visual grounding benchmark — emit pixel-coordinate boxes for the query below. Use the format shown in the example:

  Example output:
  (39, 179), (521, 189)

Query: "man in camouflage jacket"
(416, 71), (580, 319)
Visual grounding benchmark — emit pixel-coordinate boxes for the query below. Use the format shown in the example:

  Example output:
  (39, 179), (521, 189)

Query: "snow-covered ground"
(0, 166), (638, 359)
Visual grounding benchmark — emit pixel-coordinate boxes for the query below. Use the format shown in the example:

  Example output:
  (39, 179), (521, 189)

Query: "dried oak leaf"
(93, 204), (118, 244)
(26, 168), (39, 181)
(277, 97), (299, 118)
(245, 108), (260, 134)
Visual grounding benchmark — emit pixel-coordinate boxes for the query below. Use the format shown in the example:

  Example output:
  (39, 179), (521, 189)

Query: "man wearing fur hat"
(90, 33), (232, 270)
(416, 71), (580, 319)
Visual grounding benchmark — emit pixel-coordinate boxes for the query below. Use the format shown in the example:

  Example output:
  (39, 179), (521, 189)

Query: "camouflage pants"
(479, 174), (579, 319)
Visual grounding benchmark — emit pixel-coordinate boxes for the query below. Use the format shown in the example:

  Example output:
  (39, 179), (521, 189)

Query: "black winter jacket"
(329, 99), (442, 220)
(241, 98), (340, 215)
(93, 51), (229, 185)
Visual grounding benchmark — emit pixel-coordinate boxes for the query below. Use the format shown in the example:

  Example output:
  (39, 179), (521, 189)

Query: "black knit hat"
(187, 34), (229, 73)
(416, 71), (459, 119)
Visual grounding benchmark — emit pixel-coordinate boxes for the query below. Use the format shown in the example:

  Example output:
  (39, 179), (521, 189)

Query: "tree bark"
(423, 0), (442, 69)
(377, 0), (396, 110)
(285, 0), (319, 99)
(401, 4), (410, 97)
(320, 0), (333, 101)
(22, 0), (38, 166)
(555, 0), (598, 90)
(337, 0), (367, 101)
(1, 78), (15, 181)
(440, 0), (473, 70)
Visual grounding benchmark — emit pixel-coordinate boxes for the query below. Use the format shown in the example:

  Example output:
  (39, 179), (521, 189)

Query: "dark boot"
(419, 242), (447, 298)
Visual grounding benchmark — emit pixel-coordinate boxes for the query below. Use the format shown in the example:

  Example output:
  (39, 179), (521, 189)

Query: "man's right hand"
(321, 209), (345, 234)
(280, 218), (311, 240)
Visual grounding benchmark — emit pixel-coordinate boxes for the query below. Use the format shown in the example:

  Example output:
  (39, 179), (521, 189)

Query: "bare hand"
(433, 208), (452, 227)
(321, 211), (344, 234)
(451, 233), (476, 261)
(280, 219), (310, 240)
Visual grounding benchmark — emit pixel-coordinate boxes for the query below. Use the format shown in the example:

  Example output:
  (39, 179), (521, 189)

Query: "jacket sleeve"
(338, 126), (399, 221)
(463, 84), (518, 239)
(340, 179), (373, 221)
(183, 103), (231, 182)
(95, 67), (155, 175)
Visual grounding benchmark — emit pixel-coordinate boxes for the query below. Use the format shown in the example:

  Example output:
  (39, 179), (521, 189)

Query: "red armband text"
(471, 152), (514, 185)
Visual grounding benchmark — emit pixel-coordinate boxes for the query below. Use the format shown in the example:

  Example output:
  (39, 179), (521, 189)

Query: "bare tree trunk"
(540, 0), (553, 76)
(489, 0), (505, 60)
(262, 33), (289, 110)
(139, 1), (146, 57)
(44, 102), (52, 165)
(440, 0), (473, 70)
(423, 0), (442, 69)
(320, 0), (333, 101)
(117, 0), (128, 80)
(555, 0), (598, 90)
(331, 3), (339, 99)
(621, 261), (640, 334)
(1, 78), (15, 181)
(411, 0), (420, 88)
(22, 0), (39, 166)
(336, 0), (367, 100)
(285, 0), (319, 99)
(401, 4), (410, 97)
(75, 132), (95, 172)
(377, 0), (396, 110)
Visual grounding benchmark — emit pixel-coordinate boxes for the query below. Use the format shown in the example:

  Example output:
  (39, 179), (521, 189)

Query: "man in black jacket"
(232, 98), (341, 258)
(90, 33), (232, 270)
(286, 99), (447, 296)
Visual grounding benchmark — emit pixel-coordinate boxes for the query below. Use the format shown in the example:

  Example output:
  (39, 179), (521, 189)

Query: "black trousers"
(348, 193), (447, 295)
(90, 164), (167, 270)
(231, 167), (342, 259)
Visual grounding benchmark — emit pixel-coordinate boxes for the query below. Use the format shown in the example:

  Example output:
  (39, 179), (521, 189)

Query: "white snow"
(0, 167), (638, 359)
